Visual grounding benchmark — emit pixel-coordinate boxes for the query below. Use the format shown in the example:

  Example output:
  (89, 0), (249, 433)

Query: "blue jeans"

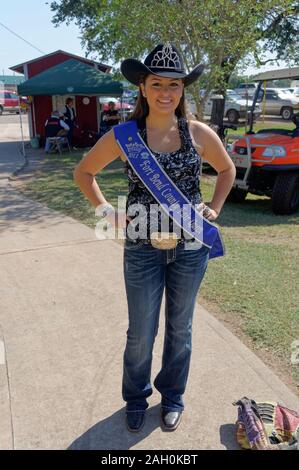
(44, 136), (65, 152)
(122, 239), (210, 412)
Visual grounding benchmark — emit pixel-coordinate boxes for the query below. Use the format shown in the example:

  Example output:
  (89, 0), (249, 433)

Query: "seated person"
(44, 111), (70, 153)
(102, 101), (120, 128)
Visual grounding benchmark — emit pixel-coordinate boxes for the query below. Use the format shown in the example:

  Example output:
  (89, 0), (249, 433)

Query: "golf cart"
(226, 66), (299, 214)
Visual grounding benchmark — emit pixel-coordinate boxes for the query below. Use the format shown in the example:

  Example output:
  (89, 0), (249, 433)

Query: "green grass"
(227, 120), (295, 135)
(201, 238), (298, 358)
(20, 149), (299, 386)
(20, 152), (128, 228)
(201, 178), (299, 384)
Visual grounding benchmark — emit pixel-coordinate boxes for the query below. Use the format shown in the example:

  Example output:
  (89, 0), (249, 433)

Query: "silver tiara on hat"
(150, 42), (182, 69)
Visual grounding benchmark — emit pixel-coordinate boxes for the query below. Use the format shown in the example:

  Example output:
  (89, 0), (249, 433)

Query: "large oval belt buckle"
(150, 232), (178, 250)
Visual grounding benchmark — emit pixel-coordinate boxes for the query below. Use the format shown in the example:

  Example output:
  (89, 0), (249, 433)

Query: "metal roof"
(253, 67), (299, 81)
(10, 50), (111, 74)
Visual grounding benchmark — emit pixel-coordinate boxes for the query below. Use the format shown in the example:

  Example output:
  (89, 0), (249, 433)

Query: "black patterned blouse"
(124, 117), (203, 243)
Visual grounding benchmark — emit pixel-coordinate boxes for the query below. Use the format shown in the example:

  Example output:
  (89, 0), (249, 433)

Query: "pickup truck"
(187, 90), (261, 124)
(0, 90), (19, 114)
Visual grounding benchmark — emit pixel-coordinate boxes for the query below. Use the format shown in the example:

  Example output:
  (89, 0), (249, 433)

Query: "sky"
(0, 0), (91, 75)
(0, 0), (290, 78)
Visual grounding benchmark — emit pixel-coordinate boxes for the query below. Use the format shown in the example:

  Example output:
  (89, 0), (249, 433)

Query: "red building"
(10, 50), (123, 145)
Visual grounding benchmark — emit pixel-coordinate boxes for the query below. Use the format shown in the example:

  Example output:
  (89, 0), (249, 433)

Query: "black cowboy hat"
(121, 42), (204, 88)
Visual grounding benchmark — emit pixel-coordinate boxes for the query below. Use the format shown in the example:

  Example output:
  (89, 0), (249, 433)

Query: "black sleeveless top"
(124, 117), (203, 243)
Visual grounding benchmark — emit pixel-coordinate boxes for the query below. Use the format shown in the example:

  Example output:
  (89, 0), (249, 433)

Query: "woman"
(73, 43), (236, 433)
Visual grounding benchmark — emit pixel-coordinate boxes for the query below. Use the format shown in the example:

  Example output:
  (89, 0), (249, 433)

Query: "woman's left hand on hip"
(197, 202), (219, 221)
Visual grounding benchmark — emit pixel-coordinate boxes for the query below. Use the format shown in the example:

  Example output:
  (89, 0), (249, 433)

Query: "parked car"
(0, 90), (19, 114)
(233, 83), (258, 98)
(281, 87), (299, 98)
(277, 88), (295, 96)
(257, 88), (299, 120)
(293, 87), (299, 98)
(188, 90), (261, 124)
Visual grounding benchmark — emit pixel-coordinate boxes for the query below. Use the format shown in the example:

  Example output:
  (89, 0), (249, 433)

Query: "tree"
(49, 0), (299, 116)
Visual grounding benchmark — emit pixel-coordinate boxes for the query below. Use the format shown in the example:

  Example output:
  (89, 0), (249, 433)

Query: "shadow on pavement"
(68, 405), (160, 450)
(68, 404), (240, 450)
(219, 423), (240, 450)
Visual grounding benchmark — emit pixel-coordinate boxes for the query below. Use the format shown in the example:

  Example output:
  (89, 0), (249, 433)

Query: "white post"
(18, 96), (26, 157)
(23, 63), (33, 139)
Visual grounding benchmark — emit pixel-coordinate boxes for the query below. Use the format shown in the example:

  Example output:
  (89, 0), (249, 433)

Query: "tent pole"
(18, 96), (26, 157)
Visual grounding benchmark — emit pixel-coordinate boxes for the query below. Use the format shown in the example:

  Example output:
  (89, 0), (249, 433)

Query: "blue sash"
(114, 120), (225, 259)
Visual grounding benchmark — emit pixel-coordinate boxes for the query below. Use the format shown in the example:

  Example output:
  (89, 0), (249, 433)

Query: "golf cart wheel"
(281, 106), (293, 120)
(226, 109), (239, 124)
(272, 173), (299, 214)
(0, 106), (3, 116)
(226, 187), (248, 203)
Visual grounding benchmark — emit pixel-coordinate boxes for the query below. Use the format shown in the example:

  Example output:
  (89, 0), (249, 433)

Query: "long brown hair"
(129, 73), (187, 121)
